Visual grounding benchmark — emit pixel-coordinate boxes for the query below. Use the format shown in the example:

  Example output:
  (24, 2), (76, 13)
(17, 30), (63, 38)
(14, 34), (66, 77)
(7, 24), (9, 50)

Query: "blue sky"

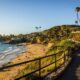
(0, 0), (80, 35)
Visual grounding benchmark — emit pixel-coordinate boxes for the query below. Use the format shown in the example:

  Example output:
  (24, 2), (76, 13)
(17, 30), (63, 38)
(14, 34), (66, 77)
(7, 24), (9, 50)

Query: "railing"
(0, 46), (72, 80)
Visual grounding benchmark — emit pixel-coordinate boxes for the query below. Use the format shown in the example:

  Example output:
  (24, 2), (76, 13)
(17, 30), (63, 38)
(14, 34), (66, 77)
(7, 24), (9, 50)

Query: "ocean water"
(0, 42), (26, 67)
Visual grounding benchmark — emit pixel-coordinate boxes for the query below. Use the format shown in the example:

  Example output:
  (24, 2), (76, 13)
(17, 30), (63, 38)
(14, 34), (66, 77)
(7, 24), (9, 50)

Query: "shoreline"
(0, 43), (27, 67)
(0, 43), (47, 80)
(10, 43), (47, 64)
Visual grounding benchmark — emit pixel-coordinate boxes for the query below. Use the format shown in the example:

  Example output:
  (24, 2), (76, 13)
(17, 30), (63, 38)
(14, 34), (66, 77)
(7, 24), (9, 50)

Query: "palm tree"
(39, 26), (41, 32)
(35, 26), (38, 30)
(39, 26), (41, 29)
(75, 7), (80, 25)
(75, 20), (78, 25)
(35, 26), (42, 31)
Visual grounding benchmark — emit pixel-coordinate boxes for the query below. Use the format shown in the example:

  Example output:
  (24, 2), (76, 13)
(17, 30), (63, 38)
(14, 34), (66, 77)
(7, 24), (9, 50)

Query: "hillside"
(14, 25), (80, 80)
(0, 25), (79, 44)
(1, 25), (79, 44)
(0, 25), (80, 80)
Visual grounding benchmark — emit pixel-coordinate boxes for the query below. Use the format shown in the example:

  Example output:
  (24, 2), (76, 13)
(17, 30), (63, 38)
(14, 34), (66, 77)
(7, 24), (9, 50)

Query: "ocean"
(0, 42), (26, 67)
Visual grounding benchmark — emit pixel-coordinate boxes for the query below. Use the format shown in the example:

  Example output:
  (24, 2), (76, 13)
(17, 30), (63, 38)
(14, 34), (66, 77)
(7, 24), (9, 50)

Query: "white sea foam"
(0, 45), (26, 67)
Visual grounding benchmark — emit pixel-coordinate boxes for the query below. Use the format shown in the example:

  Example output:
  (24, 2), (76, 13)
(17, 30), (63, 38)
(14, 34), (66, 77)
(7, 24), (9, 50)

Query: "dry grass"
(0, 44), (47, 80)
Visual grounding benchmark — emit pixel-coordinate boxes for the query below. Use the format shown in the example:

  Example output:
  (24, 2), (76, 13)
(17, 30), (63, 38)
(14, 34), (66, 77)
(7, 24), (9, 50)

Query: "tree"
(75, 7), (80, 25)
(35, 26), (38, 30)
(35, 26), (42, 31)
(75, 20), (78, 25)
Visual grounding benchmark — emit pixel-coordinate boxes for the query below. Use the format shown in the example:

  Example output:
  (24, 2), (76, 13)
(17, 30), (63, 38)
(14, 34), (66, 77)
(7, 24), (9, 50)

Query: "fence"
(0, 46), (72, 80)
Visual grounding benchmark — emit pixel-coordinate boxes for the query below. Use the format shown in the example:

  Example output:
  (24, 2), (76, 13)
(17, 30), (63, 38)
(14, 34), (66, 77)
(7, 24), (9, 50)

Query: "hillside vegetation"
(1, 25), (80, 80)
(0, 25), (80, 44)
(13, 25), (80, 80)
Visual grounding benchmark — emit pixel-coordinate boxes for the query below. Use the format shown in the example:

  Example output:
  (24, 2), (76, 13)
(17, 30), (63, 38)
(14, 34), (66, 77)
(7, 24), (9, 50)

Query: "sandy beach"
(0, 43), (47, 80)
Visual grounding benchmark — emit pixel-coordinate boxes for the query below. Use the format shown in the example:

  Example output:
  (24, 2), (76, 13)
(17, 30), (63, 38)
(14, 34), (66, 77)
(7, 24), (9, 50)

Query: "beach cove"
(0, 43), (47, 80)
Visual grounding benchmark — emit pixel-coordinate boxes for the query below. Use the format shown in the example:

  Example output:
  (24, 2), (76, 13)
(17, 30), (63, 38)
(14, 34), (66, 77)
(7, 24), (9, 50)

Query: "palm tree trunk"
(77, 12), (79, 25)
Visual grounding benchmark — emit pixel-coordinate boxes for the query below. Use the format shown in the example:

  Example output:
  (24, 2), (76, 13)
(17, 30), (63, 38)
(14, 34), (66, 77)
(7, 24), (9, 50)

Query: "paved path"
(57, 50), (80, 80)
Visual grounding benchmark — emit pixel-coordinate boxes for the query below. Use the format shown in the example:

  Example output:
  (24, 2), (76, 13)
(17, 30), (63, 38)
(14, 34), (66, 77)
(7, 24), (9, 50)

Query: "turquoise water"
(0, 42), (26, 66)
(0, 43), (15, 53)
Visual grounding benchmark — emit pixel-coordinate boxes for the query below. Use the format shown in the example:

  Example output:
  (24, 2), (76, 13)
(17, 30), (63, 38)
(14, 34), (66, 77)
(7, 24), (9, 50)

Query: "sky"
(0, 0), (80, 35)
